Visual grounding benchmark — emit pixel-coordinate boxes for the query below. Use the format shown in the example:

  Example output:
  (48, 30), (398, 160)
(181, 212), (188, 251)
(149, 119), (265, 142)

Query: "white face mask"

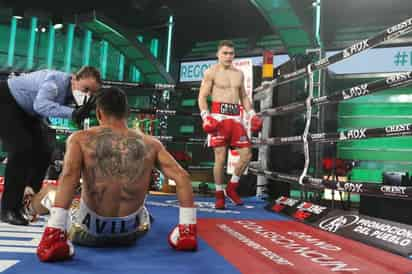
(73, 89), (89, 106)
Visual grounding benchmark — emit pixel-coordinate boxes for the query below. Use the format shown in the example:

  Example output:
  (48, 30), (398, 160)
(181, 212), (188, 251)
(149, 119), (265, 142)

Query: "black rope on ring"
(253, 122), (412, 146)
(102, 80), (199, 92)
(53, 128), (206, 144)
(258, 71), (412, 117)
(1, 72), (200, 93)
(251, 72), (412, 146)
(249, 166), (412, 200)
(253, 17), (412, 96)
(155, 135), (206, 144)
(129, 107), (200, 117)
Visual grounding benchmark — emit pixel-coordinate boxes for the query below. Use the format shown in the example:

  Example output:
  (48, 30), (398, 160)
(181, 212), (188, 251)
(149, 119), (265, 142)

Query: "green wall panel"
(339, 103), (412, 116)
(350, 167), (412, 184)
(338, 147), (412, 162)
(350, 169), (384, 183)
(339, 116), (412, 128)
(335, 76), (412, 181)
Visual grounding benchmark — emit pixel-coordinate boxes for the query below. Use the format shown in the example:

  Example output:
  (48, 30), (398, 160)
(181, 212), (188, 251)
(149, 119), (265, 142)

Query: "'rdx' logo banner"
(343, 40), (369, 58)
(342, 84), (369, 99)
(340, 128), (367, 140)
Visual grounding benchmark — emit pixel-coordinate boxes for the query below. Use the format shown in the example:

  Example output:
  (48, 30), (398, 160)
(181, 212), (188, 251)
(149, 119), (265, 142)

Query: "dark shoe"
(1, 210), (29, 226)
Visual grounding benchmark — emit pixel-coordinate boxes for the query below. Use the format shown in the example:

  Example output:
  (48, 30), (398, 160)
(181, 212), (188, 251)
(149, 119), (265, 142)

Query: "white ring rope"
(299, 65), (314, 185)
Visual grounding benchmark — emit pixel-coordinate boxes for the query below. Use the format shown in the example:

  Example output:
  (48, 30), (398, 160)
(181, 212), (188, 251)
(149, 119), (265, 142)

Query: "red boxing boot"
(226, 182), (244, 206)
(215, 190), (225, 209)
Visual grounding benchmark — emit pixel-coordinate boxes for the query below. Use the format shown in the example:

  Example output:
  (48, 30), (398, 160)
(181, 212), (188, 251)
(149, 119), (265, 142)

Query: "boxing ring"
(2, 18), (412, 274)
(1, 195), (412, 273)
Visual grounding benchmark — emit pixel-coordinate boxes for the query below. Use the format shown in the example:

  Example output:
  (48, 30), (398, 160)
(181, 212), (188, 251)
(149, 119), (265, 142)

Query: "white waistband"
(72, 199), (144, 237)
(211, 113), (241, 122)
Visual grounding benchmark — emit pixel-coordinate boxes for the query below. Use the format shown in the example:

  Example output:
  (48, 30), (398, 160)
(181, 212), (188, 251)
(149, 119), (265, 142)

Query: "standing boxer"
(198, 40), (262, 209)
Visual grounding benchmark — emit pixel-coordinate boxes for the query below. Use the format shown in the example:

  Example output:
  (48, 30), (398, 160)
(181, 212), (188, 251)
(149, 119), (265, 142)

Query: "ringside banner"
(315, 210), (412, 257)
(266, 196), (300, 215)
(198, 219), (412, 273)
(265, 196), (330, 223)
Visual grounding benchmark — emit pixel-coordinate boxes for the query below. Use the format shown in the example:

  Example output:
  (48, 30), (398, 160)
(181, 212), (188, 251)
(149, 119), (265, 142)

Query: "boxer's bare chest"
(211, 69), (242, 103)
(213, 69), (242, 90)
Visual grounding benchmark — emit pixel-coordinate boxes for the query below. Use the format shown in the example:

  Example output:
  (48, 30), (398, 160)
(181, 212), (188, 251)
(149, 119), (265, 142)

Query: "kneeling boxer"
(198, 40), (262, 210)
(35, 87), (197, 262)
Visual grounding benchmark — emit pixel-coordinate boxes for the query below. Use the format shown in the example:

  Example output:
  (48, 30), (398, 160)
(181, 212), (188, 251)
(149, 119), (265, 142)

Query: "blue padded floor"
(1, 195), (411, 274)
(0, 195), (285, 274)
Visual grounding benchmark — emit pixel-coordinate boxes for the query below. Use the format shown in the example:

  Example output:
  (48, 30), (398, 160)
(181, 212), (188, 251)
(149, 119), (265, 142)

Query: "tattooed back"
(76, 126), (156, 217)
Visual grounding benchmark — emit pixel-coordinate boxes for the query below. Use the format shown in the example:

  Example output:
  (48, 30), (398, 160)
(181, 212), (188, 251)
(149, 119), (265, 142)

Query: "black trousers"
(0, 81), (53, 212)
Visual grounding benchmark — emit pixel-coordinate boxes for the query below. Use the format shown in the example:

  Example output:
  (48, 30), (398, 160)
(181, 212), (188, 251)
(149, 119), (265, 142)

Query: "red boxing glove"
(249, 110), (263, 133)
(201, 111), (219, 133)
(168, 207), (197, 251)
(203, 116), (219, 133)
(168, 224), (197, 251)
(37, 207), (74, 262)
(37, 227), (74, 262)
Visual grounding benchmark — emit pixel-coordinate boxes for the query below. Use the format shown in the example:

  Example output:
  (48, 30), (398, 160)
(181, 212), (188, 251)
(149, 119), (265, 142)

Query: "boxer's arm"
(156, 141), (194, 208)
(53, 133), (83, 209)
(239, 72), (254, 112)
(198, 69), (213, 116)
(37, 133), (82, 262)
(155, 140), (197, 251)
(241, 76), (263, 131)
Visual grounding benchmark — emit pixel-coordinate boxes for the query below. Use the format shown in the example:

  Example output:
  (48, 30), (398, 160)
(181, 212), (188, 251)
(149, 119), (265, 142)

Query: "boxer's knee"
(32, 185), (57, 214)
(213, 147), (227, 165)
(238, 147), (252, 163)
(244, 150), (252, 162)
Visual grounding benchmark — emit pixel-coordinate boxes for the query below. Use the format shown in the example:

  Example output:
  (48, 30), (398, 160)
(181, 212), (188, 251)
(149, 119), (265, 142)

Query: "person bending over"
(0, 67), (101, 225)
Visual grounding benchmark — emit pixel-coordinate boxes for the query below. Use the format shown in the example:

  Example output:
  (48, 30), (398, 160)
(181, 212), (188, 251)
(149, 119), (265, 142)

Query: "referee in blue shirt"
(0, 66), (101, 225)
